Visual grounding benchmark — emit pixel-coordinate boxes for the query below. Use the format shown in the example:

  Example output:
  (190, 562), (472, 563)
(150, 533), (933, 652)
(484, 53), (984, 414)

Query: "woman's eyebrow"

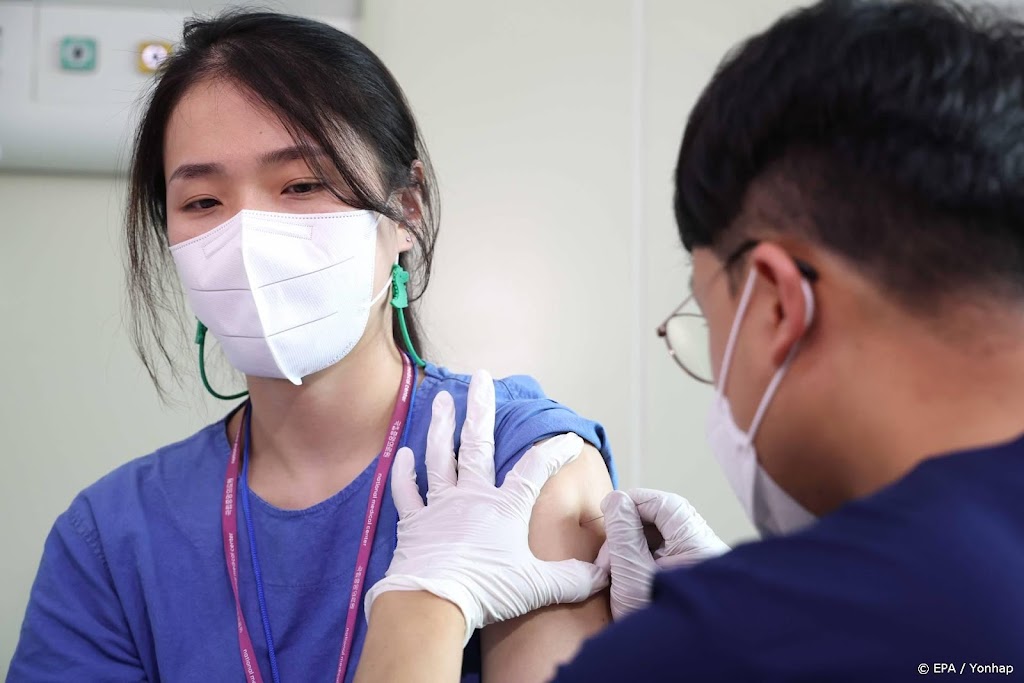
(260, 145), (325, 167)
(167, 162), (225, 184)
(167, 147), (326, 184)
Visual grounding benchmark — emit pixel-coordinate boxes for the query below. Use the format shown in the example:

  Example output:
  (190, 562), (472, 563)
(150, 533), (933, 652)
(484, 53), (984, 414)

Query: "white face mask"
(170, 209), (391, 385)
(705, 268), (817, 537)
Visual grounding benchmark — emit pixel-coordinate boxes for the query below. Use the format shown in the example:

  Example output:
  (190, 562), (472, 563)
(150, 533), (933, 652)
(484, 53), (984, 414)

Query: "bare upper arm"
(481, 442), (614, 683)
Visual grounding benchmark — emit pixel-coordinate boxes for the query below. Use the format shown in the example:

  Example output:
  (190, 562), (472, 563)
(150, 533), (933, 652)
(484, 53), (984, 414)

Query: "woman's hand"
(363, 370), (609, 645)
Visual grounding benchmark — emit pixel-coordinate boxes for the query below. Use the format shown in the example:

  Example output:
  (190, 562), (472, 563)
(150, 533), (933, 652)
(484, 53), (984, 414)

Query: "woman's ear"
(751, 242), (813, 367)
(397, 226), (415, 254)
(401, 160), (426, 223)
(396, 161), (426, 254)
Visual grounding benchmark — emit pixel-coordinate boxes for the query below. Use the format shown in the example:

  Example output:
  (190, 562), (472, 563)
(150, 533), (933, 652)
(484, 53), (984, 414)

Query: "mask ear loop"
(390, 263), (426, 368)
(195, 321), (250, 400)
(716, 269), (759, 394)
(746, 278), (815, 439)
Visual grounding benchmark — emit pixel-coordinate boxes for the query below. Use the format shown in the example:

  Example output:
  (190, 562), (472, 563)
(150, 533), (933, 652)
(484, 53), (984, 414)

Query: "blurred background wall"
(0, 0), (803, 671)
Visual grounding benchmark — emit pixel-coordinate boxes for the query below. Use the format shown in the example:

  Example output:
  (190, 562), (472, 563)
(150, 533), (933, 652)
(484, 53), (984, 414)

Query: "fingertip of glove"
(590, 561), (611, 592)
(595, 542), (610, 572)
(549, 432), (584, 457)
(627, 487), (665, 504)
(432, 390), (454, 412)
(395, 446), (415, 471)
(629, 488), (693, 518)
(600, 489), (632, 516)
(557, 432), (581, 448)
(556, 559), (610, 601)
(550, 435), (584, 476)
(470, 368), (494, 387)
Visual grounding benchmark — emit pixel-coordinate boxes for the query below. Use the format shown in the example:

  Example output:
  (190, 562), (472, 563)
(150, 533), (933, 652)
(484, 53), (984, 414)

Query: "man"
(356, 1), (1024, 680)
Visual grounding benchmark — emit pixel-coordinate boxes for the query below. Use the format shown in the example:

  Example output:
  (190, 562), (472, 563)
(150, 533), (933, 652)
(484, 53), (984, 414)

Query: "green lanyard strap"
(194, 321), (249, 400)
(391, 262), (426, 368)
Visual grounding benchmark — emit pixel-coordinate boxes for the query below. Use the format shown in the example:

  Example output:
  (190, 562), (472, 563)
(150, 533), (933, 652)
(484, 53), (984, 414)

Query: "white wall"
(0, 173), (227, 667)
(0, 0), (804, 673)
(359, 0), (636, 488)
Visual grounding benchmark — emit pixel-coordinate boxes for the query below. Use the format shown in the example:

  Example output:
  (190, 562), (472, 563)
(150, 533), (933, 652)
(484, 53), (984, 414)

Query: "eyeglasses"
(657, 291), (714, 384)
(657, 240), (818, 384)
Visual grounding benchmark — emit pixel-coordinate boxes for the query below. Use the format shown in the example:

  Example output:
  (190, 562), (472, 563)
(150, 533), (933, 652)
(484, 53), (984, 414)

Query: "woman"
(8, 11), (615, 683)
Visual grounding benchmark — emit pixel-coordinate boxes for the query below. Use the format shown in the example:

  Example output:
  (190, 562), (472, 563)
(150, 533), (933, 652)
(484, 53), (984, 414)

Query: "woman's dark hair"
(126, 10), (439, 395)
(675, 0), (1024, 307)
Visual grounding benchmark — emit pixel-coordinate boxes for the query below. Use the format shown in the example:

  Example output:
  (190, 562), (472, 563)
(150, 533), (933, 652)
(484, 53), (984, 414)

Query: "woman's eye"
(184, 197), (219, 211)
(285, 182), (323, 195)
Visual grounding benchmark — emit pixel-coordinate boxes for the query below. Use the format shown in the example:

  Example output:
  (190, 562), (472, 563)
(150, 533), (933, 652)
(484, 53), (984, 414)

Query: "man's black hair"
(675, 0), (1024, 304)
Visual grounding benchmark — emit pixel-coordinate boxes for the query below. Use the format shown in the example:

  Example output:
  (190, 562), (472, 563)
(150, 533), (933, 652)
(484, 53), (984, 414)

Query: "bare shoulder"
(528, 442), (613, 561)
(481, 441), (614, 683)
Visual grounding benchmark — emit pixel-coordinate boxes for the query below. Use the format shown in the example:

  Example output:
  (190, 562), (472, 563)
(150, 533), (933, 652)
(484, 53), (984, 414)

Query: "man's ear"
(750, 242), (813, 367)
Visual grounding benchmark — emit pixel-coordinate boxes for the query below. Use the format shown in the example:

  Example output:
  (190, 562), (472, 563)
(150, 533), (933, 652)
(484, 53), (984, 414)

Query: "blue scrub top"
(555, 433), (1024, 682)
(8, 363), (614, 683)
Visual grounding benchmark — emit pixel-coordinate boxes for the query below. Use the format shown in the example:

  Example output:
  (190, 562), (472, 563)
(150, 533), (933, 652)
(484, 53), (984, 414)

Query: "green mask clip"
(194, 321), (249, 401)
(391, 263), (426, 368)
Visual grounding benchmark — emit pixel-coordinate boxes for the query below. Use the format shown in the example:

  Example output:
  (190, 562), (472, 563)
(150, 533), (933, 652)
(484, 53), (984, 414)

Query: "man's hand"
(364, 370), (609, 645)
(599, 488), (729, 620)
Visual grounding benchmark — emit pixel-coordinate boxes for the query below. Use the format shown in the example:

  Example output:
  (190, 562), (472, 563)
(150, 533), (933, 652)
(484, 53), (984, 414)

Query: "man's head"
(676, 0), (1024, 515)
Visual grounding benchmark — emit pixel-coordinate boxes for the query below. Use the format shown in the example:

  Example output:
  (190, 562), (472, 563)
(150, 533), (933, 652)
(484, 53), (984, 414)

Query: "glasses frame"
(656, 293), (712, 383)
(657, 240), (819, 384)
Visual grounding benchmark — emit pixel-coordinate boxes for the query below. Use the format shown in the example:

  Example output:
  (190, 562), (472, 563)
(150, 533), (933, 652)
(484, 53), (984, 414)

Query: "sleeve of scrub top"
(8, 497), (146, 682)
(491, 375), (617, 487)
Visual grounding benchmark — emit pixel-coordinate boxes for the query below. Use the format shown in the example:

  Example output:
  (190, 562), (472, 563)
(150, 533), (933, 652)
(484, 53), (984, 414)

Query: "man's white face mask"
(705, 267), (817, 536)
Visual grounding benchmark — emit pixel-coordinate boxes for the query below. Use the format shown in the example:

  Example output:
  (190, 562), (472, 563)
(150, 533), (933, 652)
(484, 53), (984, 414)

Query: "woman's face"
(163, 78), (413, 351)
(165, 79), (374, 239)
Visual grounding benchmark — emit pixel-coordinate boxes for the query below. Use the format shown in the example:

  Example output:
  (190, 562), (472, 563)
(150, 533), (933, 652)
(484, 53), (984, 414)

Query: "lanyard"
(221, 353), (416, 683)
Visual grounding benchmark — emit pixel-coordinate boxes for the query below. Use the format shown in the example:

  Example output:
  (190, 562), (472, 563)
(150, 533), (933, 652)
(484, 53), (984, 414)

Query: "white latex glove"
(598, 488), (729, 620)
(364, 370), (609, 645)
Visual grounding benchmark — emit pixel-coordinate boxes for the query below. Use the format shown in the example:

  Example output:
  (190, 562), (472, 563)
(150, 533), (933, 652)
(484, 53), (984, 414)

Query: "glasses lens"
(664, 312), (713, 383)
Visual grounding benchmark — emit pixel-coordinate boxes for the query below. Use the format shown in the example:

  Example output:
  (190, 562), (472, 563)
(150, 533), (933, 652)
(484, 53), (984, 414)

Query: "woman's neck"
(235, 335), (407, 510)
